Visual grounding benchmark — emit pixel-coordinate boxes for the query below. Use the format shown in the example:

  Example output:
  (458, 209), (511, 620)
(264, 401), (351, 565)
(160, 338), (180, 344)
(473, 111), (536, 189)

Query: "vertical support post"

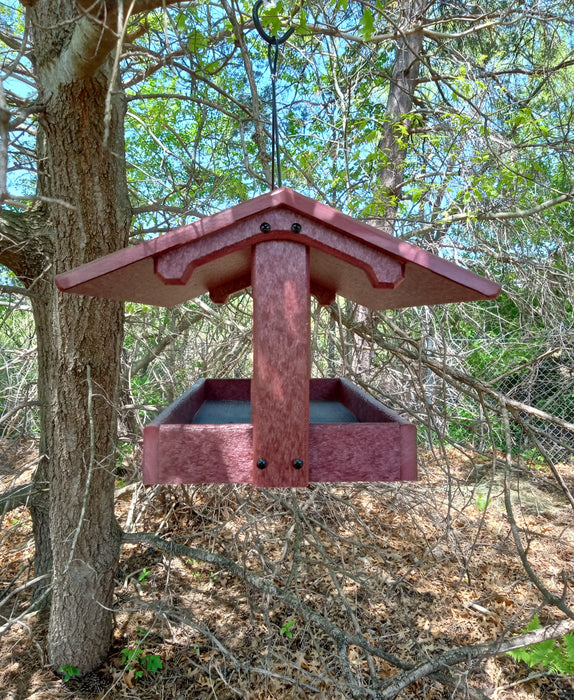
(252, 239), (310, 487)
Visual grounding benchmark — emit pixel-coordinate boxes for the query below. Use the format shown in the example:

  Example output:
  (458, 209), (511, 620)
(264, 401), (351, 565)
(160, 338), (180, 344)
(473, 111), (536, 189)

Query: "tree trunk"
(378, 0), (425, 232)
(30, 281), (54, 606)
(27, 0), (132, 671)
(42, 80), (129, 672)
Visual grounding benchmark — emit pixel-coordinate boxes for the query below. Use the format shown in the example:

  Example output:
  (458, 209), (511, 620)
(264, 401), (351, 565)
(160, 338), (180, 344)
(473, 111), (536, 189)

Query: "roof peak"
(56, 190), (500, 309)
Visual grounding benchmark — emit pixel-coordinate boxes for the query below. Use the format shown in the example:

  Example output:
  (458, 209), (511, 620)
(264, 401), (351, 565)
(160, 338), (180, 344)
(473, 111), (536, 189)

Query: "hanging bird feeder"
(57, 4), (500, 487)
(56, 187), (500, 487)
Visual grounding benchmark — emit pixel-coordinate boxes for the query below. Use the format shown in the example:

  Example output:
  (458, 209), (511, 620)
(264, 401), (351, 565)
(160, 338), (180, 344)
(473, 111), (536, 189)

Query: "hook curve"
(252, 0), (296, 45)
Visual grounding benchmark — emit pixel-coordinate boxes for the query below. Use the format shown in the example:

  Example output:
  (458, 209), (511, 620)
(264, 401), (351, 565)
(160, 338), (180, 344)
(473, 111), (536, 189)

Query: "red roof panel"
(56, 188), (500, 309)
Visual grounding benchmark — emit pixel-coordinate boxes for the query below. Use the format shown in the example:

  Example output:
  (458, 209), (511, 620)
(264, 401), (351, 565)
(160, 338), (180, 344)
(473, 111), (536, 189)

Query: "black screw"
(293, 459), (304, 469)
(260, 222), (271, 233)
(291, 223), (302, 233)
(257, 459), (267, 469)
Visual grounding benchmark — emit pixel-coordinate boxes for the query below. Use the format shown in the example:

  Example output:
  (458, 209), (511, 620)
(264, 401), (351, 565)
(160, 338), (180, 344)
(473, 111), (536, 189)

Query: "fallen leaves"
(1, 442), (573, 698)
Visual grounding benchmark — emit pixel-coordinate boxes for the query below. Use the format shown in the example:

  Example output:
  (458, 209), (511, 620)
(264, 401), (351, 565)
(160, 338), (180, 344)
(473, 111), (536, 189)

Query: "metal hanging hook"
(252, 0), (296, 46)
(252, 0), (295, 190)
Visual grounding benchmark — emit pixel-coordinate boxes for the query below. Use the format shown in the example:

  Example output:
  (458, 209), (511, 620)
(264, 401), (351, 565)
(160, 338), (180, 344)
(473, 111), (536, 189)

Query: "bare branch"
(410, 190), (574, 239)
(345, 313), (574, 434)
(501, 405), (574, 620)
(0, 206), (52, 281)
(0, 401), (43, 426)
(0, 483), (33, 513)
(379, 618), (574, 699)
(130, 309), (202, 375)
(39, 0), (190, 87)
(0, 285), (45, 299)
(122, 530), (490, 699)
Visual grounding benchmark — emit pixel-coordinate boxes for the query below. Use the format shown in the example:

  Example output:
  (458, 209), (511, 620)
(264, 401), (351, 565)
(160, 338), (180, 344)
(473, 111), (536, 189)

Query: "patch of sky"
(1, 0), (38, 201)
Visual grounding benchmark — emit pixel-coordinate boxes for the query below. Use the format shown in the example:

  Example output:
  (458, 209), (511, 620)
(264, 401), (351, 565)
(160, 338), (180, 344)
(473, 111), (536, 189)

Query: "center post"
(251, 238), (311, 487)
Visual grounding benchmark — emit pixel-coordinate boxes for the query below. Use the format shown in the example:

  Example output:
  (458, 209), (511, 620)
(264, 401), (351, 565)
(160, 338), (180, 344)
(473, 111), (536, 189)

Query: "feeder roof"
(55, 188), (500, 309)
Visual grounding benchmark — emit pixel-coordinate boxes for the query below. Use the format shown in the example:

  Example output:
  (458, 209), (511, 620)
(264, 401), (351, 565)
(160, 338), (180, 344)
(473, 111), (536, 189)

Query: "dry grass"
(1, 439), (573, 699)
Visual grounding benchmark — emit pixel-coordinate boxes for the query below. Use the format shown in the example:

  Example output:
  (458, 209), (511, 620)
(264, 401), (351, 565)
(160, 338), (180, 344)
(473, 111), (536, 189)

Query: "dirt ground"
(0, 438), (573, 699)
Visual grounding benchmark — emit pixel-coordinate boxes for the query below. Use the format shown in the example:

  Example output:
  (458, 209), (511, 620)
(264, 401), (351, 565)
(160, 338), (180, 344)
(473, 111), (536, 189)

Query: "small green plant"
(142, 654), (163, 674)
(475, 493), (490, 511)
(280, 619), (296, 639)
(60, 665), (79, 682)
(120, 647), (163, 680)
(121, 647), (141, 668)
(522, 447), (546, 467)
(507, 615), (574, 676)
(210, 571), (218, 581)
(138, 568), (151, 583)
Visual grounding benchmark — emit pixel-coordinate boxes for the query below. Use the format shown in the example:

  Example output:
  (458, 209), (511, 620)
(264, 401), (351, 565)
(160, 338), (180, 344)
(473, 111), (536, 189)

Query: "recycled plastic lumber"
(142, 378), (416, 485)
(251, 240), (310, 487)
(55, 187), (501, 310)
(56, 187), (500, 487)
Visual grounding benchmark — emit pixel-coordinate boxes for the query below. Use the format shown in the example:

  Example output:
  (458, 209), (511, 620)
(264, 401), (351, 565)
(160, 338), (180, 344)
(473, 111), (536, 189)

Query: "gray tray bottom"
(191, 400), (358, 424)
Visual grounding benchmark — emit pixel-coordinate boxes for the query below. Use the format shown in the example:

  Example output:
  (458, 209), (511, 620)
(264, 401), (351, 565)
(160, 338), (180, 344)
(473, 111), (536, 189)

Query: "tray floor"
(191, 400), (358, 424)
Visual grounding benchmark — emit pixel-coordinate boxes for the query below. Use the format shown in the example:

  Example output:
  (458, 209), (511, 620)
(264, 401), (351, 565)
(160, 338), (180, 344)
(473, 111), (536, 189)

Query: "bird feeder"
(56, 188), (500, 487)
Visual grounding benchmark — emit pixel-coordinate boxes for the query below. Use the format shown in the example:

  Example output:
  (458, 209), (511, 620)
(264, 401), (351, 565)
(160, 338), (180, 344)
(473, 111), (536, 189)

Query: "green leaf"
(507, 615), (574, 675)
(143, 654), (163, 674)
(60, 665), (79, 682)
(563, 634), (574, 670)
(359, 7), (375, 40)
(138, 567), (151, 583)
(189, 29), (208, 53)
(475, 493), (490, 511)
(280, 619), (296, 638)
(295, 8), (308, 34)
(121, 647), (141, 667)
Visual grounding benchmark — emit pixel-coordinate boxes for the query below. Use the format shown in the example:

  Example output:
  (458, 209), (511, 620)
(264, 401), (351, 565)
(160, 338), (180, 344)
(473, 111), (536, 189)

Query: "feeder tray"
(56, 188), (500, 487)
(143, 378), (416, 485)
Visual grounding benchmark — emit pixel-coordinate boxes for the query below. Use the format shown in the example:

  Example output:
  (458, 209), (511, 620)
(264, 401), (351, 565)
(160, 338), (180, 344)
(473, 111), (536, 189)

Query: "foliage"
(280, 619), (296, 638)
(508, 615), (574, 677)
(120, 646), (163, 680)
(475, 493), (490, 512)
(59, 665), (79, 682)
(138, 568), (151, 583)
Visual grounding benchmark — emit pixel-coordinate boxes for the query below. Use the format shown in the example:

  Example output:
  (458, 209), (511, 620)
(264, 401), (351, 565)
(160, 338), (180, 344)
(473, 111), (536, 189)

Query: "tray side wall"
(143, 424), (252, 484)
(142, 378), (417, 485)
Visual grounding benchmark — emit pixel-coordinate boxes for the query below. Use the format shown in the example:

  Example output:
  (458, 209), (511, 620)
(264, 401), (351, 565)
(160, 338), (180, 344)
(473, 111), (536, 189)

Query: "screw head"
(257, 459), (267, 469)
(260, 222), (271, 233)
(291, 223), (302, 233)
(292, 459), (304, 469)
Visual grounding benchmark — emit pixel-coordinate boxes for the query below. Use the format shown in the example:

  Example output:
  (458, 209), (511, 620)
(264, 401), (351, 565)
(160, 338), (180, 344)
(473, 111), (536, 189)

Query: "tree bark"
(30, 282), (54, 605)
(1, 0), (173, 674)
(39, 77), (129, 674)
(377, 0), (425, 233)
(22, 0), (132, 672)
